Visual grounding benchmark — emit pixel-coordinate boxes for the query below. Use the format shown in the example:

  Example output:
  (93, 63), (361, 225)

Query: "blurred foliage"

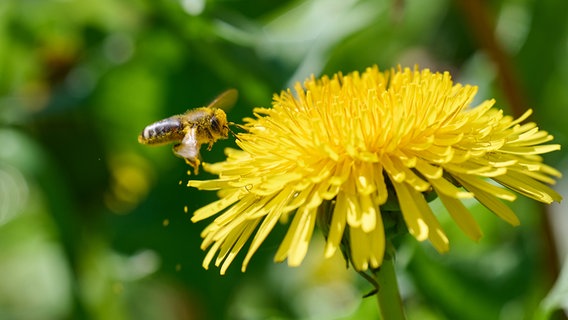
(0, 0), (567, 319)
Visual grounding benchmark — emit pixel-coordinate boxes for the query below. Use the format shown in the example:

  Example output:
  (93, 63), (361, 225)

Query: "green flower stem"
(374, 247), (406, 320)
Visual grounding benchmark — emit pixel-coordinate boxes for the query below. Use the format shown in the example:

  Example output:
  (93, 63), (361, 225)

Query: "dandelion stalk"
(374, 245), (405, 320)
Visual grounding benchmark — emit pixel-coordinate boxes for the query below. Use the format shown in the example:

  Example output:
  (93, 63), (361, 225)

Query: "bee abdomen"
(139, 117), (184, 145)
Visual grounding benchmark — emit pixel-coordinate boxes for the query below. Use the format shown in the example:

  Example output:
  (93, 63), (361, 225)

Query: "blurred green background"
(1, 0), (567, 319)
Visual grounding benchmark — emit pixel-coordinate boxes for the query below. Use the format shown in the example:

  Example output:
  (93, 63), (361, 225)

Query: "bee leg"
(184, 157), (200, 175)
(207, 141), (214, 151)
(173, 142), (201, 175)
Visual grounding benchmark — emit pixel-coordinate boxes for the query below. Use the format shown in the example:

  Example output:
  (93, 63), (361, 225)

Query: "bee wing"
(207, 89), (238, 111)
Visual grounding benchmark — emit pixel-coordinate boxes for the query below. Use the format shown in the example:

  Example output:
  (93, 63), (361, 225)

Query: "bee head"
(210, 109), (229, 139)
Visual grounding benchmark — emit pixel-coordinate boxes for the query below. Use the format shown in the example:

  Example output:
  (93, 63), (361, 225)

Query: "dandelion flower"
(188, 66), (562, 275)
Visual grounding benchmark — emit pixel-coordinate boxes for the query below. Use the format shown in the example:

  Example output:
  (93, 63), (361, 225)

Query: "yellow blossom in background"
(188, 66), (562, 274)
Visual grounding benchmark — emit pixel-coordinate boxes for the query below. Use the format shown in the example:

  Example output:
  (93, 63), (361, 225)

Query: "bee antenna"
(227, 122), (241, 141)
(228, 122), (247, 130)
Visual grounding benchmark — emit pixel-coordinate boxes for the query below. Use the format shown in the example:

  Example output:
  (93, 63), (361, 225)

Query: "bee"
(138, 89), (238, 174)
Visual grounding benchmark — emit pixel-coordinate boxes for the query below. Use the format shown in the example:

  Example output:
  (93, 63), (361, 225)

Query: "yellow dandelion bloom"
(188, 66), (562, 274)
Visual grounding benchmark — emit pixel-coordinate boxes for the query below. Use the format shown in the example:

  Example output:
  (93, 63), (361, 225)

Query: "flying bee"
(138, 89), (238, 174)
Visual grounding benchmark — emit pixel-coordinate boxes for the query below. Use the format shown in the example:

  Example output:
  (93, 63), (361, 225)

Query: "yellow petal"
(275, 206), (318, 266)
(217, 220), (259, 274)
(324, 191), (348, 258)
(349, 227), (370, 271)
(452, 173), (516, 201)
(415, 159), (444, 179)
(458, 178), (520, 226)
(494, 171), (563, 204)
(243, 190), (294, 267)
(437, 192), (483, 241)
(390, 177), (449, 252)
(429, 177), (473, 199)
(192, 190), (243, 221)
